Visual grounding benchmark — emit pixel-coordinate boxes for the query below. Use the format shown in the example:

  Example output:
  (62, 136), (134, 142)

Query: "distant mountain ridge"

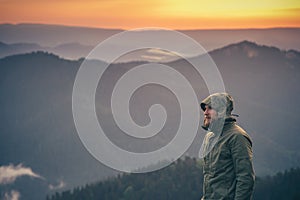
(1, 23), (300, 52)
(1, 41), (300, 200)
(1, 39), (300, 63)
(211, 40), (300, 59)
(0, 41), (94, 59)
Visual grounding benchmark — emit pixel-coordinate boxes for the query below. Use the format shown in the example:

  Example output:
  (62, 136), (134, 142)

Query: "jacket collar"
(202, 116), (236, 132)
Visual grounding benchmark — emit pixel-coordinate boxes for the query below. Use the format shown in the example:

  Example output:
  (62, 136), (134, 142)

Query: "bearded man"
(200, 93), (255, 200)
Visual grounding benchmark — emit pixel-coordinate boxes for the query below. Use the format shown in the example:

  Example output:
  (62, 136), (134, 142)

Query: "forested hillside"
(47, 157), (300, 200)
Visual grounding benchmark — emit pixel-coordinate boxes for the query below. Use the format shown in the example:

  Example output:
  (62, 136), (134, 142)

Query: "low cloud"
(141, 55), (165, 61)
(49, 180), (66, 190)
(0, 164), (43, 185)
(147, 49), (177, 57)
(3, 190), (20, 200)
(142, 48), (179, 62)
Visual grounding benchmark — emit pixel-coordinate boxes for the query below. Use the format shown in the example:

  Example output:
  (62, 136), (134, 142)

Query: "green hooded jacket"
(200, 93), (255, 200)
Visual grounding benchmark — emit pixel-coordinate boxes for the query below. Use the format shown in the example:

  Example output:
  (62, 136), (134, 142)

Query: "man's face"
(203, 105), (218, 127)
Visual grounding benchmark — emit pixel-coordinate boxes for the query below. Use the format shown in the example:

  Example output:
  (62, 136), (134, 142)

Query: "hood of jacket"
(200, 92), (234, 118)
(200, 93), (235, 131)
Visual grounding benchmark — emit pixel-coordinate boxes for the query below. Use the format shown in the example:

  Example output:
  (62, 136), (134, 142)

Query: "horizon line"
(1, 22), (300, 31)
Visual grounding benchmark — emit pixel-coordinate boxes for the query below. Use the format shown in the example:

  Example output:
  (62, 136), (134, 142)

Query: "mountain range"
(0, 23), (300, 59)
(0, 40), (300, 200)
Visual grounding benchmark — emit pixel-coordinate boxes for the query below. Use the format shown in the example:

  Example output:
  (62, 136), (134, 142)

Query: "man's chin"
(203, 119), (211, 128)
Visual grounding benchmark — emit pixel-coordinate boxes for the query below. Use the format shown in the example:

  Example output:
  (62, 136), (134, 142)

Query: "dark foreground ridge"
(47, 157), (300, 200)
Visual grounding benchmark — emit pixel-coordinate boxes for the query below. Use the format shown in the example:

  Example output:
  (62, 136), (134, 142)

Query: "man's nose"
(204, 109), (209, 115)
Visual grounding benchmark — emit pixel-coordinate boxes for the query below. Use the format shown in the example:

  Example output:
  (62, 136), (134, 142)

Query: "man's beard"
(203, 118), (211, 129)
(202, 117), (225, 134)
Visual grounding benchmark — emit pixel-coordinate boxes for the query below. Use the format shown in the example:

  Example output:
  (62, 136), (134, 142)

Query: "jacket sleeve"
(229, 133), (255, 200)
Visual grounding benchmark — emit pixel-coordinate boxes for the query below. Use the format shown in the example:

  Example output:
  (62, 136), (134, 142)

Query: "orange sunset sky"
(0, 0), (300, 29)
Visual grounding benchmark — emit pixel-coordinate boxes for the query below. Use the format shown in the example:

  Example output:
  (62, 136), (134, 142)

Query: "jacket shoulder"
(227, 124), (252, 147)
